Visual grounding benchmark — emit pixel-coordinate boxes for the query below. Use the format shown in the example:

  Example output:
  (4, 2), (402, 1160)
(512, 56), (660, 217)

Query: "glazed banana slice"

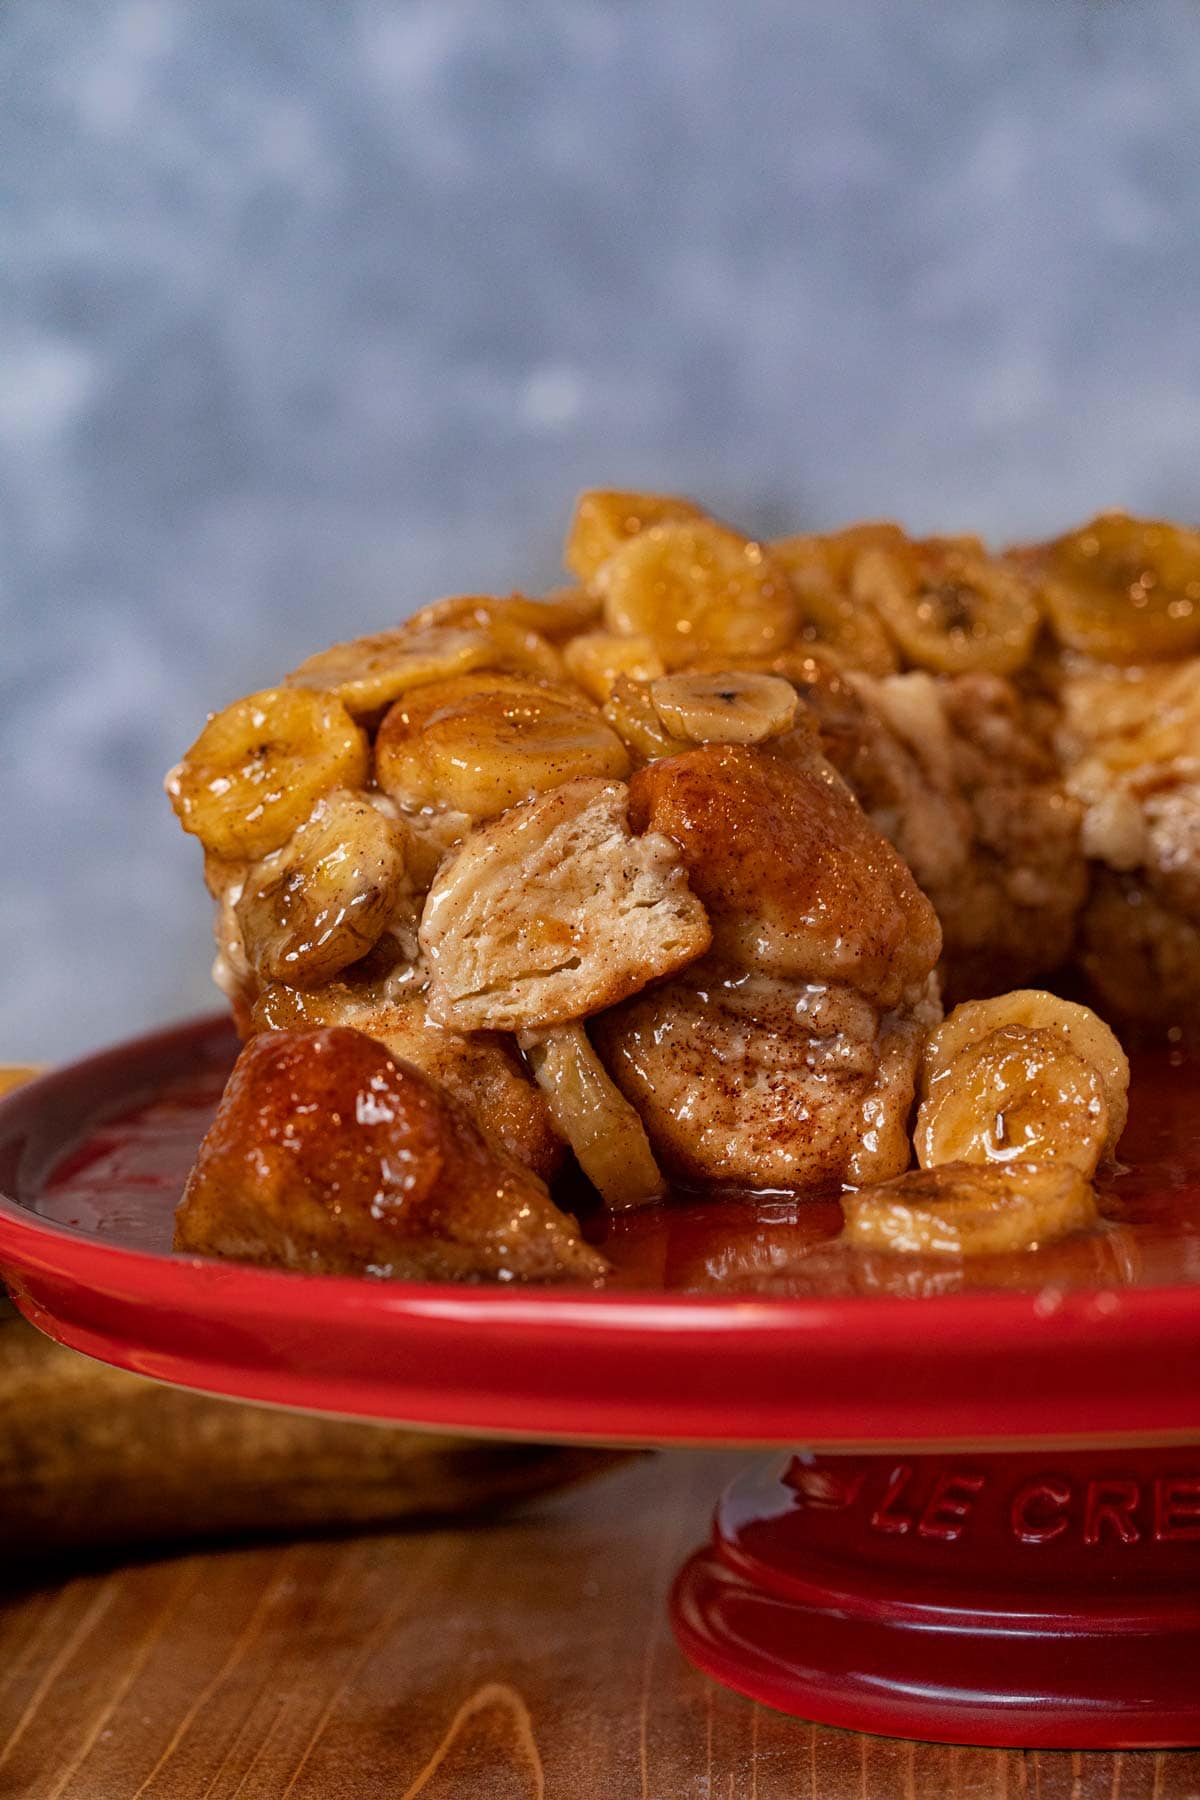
(287, 616), (562, 718)
(596, 519), (799, 670)
(236, 791), (411, 987)
(1037, 513), (1200, 664)
(842, 1161), (1097, 1257)
(166, 687), (369, 860)
(410, 589), (600, 643)
(772, 526), (904, 677)
(649, 671), (799, 745)
(564, 489), (705, 585)
(563, 630), (666, 702)
(920, 1030), (1110, 1176)
(923, 989), (1130, 1144)
(287, 623), (487, 714)
(601, 676), (691, 763)
(519, 1023), (665, 1209)
(375, 673), (630, 822)
(916, 989), (1129, 1176)
(852, 536), (1040, 676)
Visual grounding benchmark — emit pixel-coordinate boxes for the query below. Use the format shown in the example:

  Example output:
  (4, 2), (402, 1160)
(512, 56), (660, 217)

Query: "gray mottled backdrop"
(3, 0), (1200, 1061)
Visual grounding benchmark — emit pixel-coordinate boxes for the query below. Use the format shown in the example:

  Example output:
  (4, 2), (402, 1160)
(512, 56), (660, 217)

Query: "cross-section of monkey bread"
(167, 491), (1200, 1284)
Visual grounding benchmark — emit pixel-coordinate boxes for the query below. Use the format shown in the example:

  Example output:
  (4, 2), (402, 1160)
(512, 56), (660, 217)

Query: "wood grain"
(4, 1449), (1200, 1798)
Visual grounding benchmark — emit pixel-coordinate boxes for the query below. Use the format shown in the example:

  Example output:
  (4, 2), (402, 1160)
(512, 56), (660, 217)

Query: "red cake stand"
(2, 1015), (1200, 1748)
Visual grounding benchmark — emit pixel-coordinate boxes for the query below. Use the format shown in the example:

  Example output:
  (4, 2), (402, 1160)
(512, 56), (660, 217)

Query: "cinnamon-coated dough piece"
(175, 1027), (607, 1284)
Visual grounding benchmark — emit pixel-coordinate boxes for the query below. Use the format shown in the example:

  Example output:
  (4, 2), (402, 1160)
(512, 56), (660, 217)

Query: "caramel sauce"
(35, 1048), (1200, 1300)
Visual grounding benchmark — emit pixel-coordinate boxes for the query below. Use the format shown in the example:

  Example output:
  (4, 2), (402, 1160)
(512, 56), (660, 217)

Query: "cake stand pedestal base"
(671, 1446), (1200, 1748)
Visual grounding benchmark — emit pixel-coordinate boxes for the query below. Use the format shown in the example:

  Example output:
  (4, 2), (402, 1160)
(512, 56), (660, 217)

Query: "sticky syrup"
(34, 1048), (1200, 1299)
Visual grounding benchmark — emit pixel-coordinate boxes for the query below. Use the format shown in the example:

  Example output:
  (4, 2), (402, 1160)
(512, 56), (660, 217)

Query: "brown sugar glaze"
(35, 1043), (1200, 1301)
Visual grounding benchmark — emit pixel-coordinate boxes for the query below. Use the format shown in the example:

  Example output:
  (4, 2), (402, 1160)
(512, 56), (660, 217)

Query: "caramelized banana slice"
(928, 993), (1129, 1159)
(920, 988), (1129, 1172)
(166, 688), (369, 860)
(842, 1161), (1097, 1256)
(650, 671), (799, 745)
(235, 792), (411, 987)
(601, 675), (691, 763)
(1038, 513), (1200, 663)
(287, 617), (561, 717)
(287, 623), (485, 714)
(411, 589), (601, 641)
(772, 526), (904, 676)
(564, 489), (705, 585)
(918, 1027), (1111, 1177)
(563, 630), (666, 702)
(853, 536), (1040, 676)
(596, 520), (798, 670)
(420, 777), (711, 1032)
(519, 1023), (665, 1209)
(791, 582), (900, 679)
(375, 672), (630, 822)
(925, 990), (1130, 1108)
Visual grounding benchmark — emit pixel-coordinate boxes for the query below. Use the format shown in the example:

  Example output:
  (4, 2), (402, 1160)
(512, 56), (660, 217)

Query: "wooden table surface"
(4, 1447), (1200, 1800)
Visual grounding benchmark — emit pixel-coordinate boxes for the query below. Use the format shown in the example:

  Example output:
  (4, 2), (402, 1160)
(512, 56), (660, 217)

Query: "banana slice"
(772, 526), (904, 676)
(287, 624), (489, 714)
(649, 671), (799, 745)
(287, 616), (562, 717)
(411, 589), (599, 644)
(374, 672), (630, 822)
(166, 688), (369, 860)
(465, 616), (565, 681)
(919, 1028), (1111, 1176)
(917, 989), (1129, 1176)
(601, 675), (691, 763)
(853, 536), (1040, 676)
(923, 990), (1129, 1146)
(1037, 513), (1200, 663)
(519, 1023), (665, 1209)
(842, 1161), (1097, 1256)
(564, 489), (705, 585)
(792, 585), (900, 679)
(236, 791), (412, 987)
(563, 630), (666, 702)
(596, 519), (799, 670)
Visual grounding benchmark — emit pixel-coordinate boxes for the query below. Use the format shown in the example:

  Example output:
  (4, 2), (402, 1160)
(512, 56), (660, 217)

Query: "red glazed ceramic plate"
(1, 1013), (1199, 1449)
